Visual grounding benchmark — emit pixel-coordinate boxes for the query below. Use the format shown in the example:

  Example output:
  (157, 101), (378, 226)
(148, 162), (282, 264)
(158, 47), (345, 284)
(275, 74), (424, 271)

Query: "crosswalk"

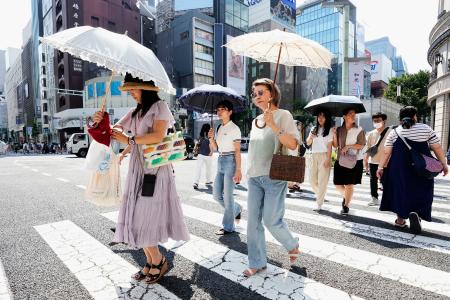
(2, 174), (450, 299)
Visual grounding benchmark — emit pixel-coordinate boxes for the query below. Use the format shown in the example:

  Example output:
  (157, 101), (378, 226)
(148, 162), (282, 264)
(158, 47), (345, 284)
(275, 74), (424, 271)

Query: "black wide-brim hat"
(119, 73), (160, 92)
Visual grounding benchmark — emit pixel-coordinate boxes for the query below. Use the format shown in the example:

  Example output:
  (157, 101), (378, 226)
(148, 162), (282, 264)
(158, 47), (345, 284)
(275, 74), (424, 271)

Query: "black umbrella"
(304, 95), (366, 116)
(178, 84), (247, 125)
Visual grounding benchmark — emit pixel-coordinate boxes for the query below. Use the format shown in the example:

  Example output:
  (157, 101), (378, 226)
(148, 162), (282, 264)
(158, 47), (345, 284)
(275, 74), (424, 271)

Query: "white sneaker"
(313, 204), (322, 212)
(368, 197), (379, 206)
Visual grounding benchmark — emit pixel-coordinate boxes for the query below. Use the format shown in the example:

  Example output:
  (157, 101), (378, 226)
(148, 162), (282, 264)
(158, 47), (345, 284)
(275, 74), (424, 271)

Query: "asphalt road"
(0, 153), (449, 300)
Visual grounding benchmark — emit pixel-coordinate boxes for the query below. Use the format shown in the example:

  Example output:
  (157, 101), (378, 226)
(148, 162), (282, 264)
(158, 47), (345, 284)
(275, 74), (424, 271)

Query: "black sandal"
(145, 256), (168, 284)
(132, 263), (151, 281)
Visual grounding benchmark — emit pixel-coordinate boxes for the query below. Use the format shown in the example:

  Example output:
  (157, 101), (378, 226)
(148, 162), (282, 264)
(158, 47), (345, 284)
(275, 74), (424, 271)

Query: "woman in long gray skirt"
(92, 74), (189, 284)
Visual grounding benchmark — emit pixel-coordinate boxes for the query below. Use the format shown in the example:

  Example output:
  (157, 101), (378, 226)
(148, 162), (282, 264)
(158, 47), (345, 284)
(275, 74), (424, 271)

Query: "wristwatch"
(128, 136), (136, 145)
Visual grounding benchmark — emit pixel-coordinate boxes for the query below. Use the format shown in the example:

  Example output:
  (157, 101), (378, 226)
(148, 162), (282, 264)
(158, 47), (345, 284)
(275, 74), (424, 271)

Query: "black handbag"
(366, 127), (389, 157)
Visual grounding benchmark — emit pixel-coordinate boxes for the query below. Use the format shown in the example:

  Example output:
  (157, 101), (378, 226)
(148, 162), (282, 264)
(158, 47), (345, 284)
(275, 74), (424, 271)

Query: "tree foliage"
(384, 70), (430, 122)
(292, 98), (315, 126)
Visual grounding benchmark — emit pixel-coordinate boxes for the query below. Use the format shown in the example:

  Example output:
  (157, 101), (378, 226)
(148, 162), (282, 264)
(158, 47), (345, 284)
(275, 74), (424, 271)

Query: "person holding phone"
(208, 100), (242, 235)
(306, 109), (333, 211)
(91, 73), (189, 284)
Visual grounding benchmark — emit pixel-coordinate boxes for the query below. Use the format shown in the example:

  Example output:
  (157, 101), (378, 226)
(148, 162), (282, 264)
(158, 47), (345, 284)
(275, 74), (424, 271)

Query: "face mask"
(373, 122), (383, 129)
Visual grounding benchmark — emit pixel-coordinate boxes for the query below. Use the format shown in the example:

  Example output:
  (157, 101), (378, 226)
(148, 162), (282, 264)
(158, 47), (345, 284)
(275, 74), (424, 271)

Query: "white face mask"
(373, 122), (383, 129)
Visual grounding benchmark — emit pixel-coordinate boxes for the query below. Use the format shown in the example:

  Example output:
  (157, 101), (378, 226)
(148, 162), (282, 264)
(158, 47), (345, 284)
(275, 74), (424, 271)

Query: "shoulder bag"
(366, 127), (389, 157)
(394, 128), (443, 179)
(338, 127), (358, 169)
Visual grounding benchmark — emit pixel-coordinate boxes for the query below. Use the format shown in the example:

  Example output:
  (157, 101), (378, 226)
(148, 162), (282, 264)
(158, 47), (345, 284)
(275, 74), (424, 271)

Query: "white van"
(67, 133), (90, 157)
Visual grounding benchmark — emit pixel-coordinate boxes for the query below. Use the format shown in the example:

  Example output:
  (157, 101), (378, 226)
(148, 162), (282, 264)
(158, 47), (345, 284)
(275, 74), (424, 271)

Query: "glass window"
(234, 15), (240, 28)
(241, 4), (249, 22)
(225, 12), (233, 25)
(241, 19), (248, 32)
(88, 84), (94, 98)
(96, 82), (105, 97)
(234, 2), (240, 18)
(225, 0), (233, 12)
(111, 81), (121, 96)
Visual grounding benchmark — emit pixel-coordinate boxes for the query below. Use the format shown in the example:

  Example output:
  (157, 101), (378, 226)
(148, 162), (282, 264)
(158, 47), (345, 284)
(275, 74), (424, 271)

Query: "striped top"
(384, 123), (440, 147)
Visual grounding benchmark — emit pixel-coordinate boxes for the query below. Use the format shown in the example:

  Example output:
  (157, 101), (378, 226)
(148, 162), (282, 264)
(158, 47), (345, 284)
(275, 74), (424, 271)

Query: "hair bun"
(401, 117), (413, 129)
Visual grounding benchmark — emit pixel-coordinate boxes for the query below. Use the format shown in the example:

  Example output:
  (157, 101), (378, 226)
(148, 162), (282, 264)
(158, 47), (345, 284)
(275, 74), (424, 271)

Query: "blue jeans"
(247, 176), (298, 269)
(213, 155), (241, 232)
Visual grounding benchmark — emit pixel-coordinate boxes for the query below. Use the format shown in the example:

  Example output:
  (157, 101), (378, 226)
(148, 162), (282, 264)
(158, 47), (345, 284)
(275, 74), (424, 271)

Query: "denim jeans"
(247, 176), (298, 268)
(213, 155), (241, 232)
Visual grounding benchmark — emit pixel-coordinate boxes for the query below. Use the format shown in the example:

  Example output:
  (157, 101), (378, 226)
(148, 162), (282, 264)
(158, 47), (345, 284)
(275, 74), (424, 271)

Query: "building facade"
(247, 0), (297, 111)
(427, 0), (450, 151)
(43, 0), (141, 143)
(365, 37), (407, 77)
(5, 49), (24, 140)
(297, 0), (358, 97)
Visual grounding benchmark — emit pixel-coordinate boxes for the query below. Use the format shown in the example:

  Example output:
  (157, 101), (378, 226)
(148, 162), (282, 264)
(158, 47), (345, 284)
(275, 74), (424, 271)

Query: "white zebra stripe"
(232, 190), (450, 235)
(0, 259), (12, 300)
(101, 211), (359, 300)
(192, 193), (450, 256)
(34, 220), (181, 300)
(172, 203), (450, 297)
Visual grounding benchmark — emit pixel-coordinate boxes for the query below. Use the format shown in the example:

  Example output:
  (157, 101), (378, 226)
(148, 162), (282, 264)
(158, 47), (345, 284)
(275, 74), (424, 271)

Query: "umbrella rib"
(312, 46), (332, 70)
(292, 43), (315, 68)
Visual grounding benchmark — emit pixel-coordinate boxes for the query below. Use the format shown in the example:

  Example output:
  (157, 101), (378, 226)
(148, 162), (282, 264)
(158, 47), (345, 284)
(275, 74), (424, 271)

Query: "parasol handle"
(89, 72), (115, 129)
(273, 28), (286, 84)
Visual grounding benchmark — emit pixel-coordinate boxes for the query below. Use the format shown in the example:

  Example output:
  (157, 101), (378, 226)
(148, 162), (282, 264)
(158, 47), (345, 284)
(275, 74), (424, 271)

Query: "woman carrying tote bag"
(243, 78), (300, 277)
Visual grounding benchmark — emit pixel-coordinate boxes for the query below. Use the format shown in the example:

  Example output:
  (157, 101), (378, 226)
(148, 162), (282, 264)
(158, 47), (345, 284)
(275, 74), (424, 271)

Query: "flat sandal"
(132, 263), (151, 281)
(146, 256), (168, 284)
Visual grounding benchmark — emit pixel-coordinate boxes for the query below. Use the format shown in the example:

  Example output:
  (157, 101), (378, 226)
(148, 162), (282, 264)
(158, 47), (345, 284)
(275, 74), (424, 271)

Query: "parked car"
(183, 134), (195, 160)
(240, 137), (250, 151)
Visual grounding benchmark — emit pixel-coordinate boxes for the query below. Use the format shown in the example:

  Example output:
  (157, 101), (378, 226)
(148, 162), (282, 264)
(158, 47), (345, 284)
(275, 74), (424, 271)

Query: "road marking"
(193, 194), (450, 256)
(31, 169), (39, 172)
(232, 190), (450, 235)
(162, 203), (450, 297)
(0, 259), (12, 300)
(76, 185), (86, 190)
(298, 182), (450, 209)
(102, 212), (358, 300)
(41, 173), (51, 177)
(56, 178), (69, 183)
(34, 220), (181, 300)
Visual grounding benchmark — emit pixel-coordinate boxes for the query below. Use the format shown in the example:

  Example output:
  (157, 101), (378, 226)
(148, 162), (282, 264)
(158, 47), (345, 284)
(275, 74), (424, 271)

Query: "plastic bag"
(85, 140), (114, 172)
(85, 152), (122, 206)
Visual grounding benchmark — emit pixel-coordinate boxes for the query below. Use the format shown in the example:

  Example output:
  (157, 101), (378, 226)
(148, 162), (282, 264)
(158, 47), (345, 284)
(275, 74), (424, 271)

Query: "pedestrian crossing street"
(1, 175), (450, 299)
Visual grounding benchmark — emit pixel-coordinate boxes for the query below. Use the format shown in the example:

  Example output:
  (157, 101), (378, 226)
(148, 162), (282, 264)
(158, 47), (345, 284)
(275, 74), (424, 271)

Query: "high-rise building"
(427, 0), (450, 151)
(247, 0), (297, 111)
(5, 48), (23, 140)
(365, 37), (407, 77)
(46, 0), (141, 143)
(297, 0), (359, 97)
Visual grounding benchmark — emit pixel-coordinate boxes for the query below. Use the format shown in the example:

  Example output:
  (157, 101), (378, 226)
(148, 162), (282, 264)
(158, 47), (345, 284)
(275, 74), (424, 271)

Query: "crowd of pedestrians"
(88, 74), (449, 285)
(3, 141), (64, 155)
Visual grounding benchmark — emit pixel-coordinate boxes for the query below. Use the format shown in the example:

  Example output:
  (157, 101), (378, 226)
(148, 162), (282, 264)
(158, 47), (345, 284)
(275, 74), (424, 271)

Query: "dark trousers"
(369, 163), (379, 199)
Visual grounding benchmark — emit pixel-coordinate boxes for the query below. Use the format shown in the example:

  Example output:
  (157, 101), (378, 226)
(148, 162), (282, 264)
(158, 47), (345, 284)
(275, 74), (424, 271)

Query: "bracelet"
(377, 166), (384, 170)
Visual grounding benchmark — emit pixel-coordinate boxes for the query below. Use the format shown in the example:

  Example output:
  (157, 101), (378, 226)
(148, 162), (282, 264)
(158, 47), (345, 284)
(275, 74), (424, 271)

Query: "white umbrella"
(223, 29), (332, 82)
(40, 26), (175, 95)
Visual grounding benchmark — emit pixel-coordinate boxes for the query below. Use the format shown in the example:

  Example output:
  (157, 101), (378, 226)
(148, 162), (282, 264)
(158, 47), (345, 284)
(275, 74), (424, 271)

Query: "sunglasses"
(251, 89), (269, 98)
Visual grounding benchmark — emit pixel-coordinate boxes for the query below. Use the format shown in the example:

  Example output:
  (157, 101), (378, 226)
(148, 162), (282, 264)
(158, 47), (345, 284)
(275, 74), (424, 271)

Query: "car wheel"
(187, 152), (194, 160)
(78, 149), (88, 158)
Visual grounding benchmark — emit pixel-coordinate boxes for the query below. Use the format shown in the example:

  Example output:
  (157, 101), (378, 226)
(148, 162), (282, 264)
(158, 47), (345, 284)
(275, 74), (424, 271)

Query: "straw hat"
(119, 73), (160, 92)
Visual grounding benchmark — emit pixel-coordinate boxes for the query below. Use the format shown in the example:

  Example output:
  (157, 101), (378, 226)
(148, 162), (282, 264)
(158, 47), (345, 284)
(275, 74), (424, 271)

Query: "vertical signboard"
(270, 0), (296, 30)
(226, 35), (246, 96)
(348, 60), (365, 97)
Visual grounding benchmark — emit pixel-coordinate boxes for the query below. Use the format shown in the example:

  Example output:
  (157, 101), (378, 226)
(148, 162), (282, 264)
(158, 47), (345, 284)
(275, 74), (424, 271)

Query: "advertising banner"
(348, 60), (365, 97)
(226, 35), (246, 96)
(270, 0), (296, 29)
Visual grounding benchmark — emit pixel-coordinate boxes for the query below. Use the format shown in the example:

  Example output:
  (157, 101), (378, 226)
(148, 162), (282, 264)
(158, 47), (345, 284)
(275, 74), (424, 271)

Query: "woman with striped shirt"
(377, 106), (448, 234)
